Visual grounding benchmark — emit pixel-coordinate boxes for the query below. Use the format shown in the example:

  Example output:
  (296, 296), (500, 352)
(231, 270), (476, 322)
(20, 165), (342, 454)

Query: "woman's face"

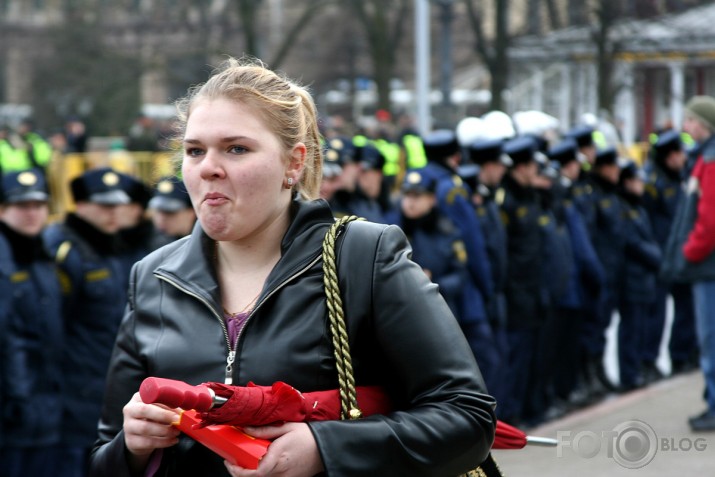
(181, 98), (303, 242)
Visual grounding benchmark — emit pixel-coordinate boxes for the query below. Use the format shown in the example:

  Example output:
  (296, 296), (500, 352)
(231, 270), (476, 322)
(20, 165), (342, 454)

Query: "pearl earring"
(285, 177), (294, 189)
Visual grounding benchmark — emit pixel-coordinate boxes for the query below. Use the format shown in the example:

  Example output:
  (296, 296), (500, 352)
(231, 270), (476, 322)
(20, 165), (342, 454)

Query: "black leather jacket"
(89, 198), (496, 477)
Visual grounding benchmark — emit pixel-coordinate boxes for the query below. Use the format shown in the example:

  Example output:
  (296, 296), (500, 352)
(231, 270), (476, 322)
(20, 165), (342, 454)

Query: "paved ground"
(492, 303), (714, 476)
(492, 370), (714, 476)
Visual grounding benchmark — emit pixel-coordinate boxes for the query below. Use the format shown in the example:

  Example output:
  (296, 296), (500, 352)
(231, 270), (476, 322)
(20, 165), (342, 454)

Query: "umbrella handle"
(525, 436), (558, 447)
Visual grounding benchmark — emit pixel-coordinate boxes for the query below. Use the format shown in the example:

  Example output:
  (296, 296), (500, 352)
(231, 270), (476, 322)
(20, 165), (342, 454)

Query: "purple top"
(226, 310), (251, 346)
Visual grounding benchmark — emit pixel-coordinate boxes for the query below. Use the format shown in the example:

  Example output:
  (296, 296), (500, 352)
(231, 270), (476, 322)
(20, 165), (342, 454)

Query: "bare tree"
(342, 0), (410, 113)
(527, 0), (541, 35)
(591, 0), (622, 114)
(544, 0), (561, 30)
(464, 0), (510, 111)
(234, 0), (333, 69)
(567, 0), (588, 26)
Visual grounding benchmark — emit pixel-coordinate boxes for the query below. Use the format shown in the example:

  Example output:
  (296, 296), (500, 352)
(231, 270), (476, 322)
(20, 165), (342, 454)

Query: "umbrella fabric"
(492, 420), (527, 449)
(198, 381), (391, 428)
(143, 377), (548, 450)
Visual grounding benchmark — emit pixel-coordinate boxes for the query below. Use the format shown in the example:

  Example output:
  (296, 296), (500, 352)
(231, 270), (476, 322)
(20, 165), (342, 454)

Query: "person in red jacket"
(682, 95), (715, 431)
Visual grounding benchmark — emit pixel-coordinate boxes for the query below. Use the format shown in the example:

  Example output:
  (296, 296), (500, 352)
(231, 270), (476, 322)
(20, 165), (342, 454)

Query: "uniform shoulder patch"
(55, 241), (73, 264)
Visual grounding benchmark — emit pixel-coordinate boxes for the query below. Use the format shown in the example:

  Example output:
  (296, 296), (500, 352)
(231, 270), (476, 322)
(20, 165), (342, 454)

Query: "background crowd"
(1, 94), (714, 476)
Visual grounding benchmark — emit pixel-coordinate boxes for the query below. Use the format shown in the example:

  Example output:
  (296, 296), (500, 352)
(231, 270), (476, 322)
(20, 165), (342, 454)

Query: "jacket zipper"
(155, 253), (321, 385)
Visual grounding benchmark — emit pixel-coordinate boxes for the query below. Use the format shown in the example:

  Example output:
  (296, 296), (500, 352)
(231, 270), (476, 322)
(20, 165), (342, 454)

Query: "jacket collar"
(0, 221), (50, 265)
(154, 198), (335, 310)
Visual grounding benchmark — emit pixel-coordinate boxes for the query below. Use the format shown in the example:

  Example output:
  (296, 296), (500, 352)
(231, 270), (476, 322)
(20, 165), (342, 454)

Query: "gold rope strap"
(322, 215), (364, 420)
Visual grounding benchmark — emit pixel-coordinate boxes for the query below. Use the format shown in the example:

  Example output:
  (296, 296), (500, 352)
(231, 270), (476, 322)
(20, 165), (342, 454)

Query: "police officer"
(319, 142), (345, 204)
(567, 125), (598, 170)
(0, 169), (64, 477)
(117, 172), (155, 265)
(463, 138), (511, 408)
(568, 125), (598, 234)
(644, 130), (697, 377)
(527, 154), (576, 422)
(546, 139), (605, 408)
(0, 125), (50, 174)
(497, 135), (546, 423)
(420, 129), (493, 306)
(147, 175), (196, 250)
(388, 168), (467, 316)
(346, 143), (390, 223)
(323, 136), (357, 218)
(16, 119), (53, 174)
(42, 167), (132, 477)
(465, 139), (511, 326)
(581, 146), (627, 396)
(617, 160), (662, 391)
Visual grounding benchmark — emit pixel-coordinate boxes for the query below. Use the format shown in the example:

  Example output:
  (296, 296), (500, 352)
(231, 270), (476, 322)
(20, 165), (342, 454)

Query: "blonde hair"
(174, 57), (322, 200)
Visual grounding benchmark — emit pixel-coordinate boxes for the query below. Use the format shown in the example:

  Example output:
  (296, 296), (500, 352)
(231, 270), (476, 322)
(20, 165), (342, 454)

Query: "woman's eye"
(185, 148), (204, 157)
(229, 145), (248, 154)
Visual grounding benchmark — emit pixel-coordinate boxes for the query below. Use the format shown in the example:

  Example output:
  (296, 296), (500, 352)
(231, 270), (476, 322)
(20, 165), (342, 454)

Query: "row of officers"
(0, 121), (696, 476)
(320, 124), (696, 427)
(0, 166), (197, 477)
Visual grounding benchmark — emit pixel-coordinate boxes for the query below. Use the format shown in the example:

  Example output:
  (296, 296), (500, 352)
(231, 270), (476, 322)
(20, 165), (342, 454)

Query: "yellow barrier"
(47, 150), (177, 220)
(620, 142), (651, 166)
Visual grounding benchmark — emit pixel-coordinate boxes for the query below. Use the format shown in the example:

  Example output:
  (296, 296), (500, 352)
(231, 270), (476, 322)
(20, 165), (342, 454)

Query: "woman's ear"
(287, 142), (307, 181)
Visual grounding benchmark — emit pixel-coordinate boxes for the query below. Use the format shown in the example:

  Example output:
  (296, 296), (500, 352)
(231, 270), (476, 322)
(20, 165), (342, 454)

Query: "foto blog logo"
(556, 420), (708, 469)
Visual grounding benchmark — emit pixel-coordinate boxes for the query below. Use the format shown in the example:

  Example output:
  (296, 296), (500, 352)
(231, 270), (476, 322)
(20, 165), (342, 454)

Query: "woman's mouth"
(203, 192), (229, 206)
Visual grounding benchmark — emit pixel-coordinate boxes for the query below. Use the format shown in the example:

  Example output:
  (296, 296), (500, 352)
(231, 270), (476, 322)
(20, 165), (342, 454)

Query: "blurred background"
(1, 0), (714, 211)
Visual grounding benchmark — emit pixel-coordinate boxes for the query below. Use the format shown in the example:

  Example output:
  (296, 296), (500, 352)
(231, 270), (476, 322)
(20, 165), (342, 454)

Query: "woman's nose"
(199, 149), (226, 179)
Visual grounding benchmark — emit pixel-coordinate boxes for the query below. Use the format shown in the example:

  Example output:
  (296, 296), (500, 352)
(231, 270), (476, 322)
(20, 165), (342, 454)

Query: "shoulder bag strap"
(322, 214), (364, 420)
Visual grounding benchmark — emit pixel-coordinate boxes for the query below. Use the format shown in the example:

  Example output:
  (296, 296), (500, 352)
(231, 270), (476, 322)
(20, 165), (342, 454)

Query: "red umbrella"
(493, 420), (557, 449)
(140, 377), (556, 449)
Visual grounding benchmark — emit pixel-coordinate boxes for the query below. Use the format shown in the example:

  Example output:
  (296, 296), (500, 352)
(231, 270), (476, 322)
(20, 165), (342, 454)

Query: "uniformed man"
(0, 169), (64, 477)
(546, 139), (605, 408)
(117, 172), (156, 265)
(617, 160), (662, 392)
(644, 130), (697, 378)
(147, 175), (196, 250)
(346, 143), (390, 223)
(326, 136), (358, 218)
(42, 167), (132, 477)
(0, 125), (51, 174)
(420, 129), (493, 307)
(581, 146), (627, 397)
(388, 168), (467, 316)
(497, 135), (546, 424)
(463, 138), (512, 413)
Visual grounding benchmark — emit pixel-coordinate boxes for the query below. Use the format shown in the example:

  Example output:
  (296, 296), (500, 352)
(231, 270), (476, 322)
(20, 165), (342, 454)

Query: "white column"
(587, 62), (598, 117)
(531, 67), (544, 112)
(5, 45), (32, 104)
(615, 61), (635, 147)
(669, 60), (685, 131)
(574, 62), (587, 122)
(415, 0), (431, 135)
(559, 63), (572, 128)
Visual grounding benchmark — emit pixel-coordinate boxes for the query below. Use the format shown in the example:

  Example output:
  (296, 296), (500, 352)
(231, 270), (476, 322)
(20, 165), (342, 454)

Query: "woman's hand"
(123, 392), (181, 472)
(225, 422), (324, 477)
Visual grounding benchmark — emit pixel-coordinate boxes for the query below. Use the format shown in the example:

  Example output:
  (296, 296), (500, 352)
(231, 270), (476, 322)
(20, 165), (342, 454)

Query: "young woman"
(89, 58), (496, 477)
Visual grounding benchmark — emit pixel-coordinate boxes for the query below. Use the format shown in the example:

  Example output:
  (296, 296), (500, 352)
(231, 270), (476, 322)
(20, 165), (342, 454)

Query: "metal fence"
(47, 150), (177, 221)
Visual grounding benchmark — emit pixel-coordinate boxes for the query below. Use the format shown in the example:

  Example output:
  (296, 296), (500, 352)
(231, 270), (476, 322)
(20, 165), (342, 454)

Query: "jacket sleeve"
(309, 224), (497, 476)
(565, 205), (605, 294)
(88, 262), (149, 477)
(683, 159), (715, 262)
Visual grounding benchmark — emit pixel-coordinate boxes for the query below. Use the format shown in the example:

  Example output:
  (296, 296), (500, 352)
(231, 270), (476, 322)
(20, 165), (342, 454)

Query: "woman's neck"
(214, 212), (288, 315)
